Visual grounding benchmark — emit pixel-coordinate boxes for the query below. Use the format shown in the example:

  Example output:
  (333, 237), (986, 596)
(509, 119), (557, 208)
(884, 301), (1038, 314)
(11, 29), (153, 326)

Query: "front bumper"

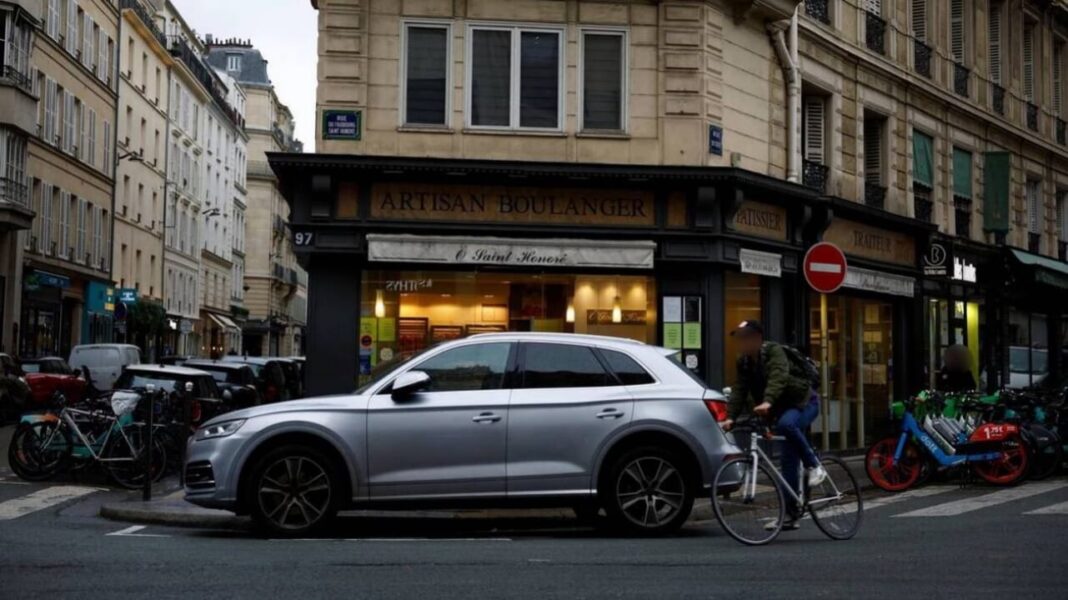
(182, 433), (246, 511)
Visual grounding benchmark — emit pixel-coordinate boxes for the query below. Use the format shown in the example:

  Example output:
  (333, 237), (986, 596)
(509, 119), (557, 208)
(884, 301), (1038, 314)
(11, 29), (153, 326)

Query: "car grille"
(184, 461), (215, 490)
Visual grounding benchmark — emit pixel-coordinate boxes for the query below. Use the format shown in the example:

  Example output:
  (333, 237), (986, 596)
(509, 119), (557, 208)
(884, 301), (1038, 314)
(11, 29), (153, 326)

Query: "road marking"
(802, 485), (959, 518)
(106, 525), (171, 538)
(1024, 500), (1068, 515)
(809, 262), (843, 274)
(270, 537), (513, 543)
(0, 479), (30, 485)
(0, 485), (101, 521)
(894, 482), (1068, 518)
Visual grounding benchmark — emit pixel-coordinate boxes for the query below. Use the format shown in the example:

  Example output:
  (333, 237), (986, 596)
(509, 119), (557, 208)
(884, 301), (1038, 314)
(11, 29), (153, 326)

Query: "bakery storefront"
(268, 155), (819, 396)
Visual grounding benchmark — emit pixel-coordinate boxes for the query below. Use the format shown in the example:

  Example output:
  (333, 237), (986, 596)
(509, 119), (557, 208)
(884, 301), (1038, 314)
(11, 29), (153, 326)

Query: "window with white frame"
(92, 204), (102, 269)
(402, 23), (450, 126)
(81, 12), (92, 70)
(1, 128), (28, 206)
(46, 0), (60, 41)
(102, 119), (111, 173)
(62, 90), (74, 155)
(227, 53), (241, 72)
(581, 30), (626, 131)
(75, 99), (84, 160)
(87, 108), (96, 168)
(44, 78), (58, 145)
(467, 25), (563, 130)
(58, 190), (70, 258)
(989, 0), (1002, 84)
(1024, 17), (1037, 103)
(40, 183), (54, 254)
(65, 0), (77, 56)
(76, 197), (87, 263)
(2, 11), (33, 88)
(949, 0), (966, 64)
(802, 95), (826, 165)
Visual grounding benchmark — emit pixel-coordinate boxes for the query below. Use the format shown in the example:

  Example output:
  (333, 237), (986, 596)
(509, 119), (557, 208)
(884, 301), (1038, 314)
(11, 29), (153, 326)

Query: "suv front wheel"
(602, 445), (694, 535)
(248, 444), (340, 536)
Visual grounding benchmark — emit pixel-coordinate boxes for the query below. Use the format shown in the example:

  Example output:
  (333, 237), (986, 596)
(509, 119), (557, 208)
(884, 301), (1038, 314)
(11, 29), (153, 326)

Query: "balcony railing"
(271, 262), (286, 281)
(953, 63), (969, 97)
(1058, 119), (1066, 146)
(914, 40), (932, 78)
(802, 160), (829, 194)
(992, 84), (1006, 116)
(914, 194), (934, 224)
(1028, 232), (1042, 254)
(864, 181), (887, 210)
(805, 0), (831, 25)
(120, 0), (167, 49)
(1059, 240), (1067, 261)
(287, 268), (298, 285)
(865, 12), (886, 55)
(0, 177), (29, 207)
(168, 35), (242, 130)
(954, 196), (972, 238)
(1, 64), (34, 94)
(1027, 103), (1039, 131)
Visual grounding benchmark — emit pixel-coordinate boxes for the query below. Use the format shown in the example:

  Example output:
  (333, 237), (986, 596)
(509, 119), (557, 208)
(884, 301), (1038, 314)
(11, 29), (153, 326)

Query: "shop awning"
(1009, 249), (1068, 290)
(207, 313), (240, 332)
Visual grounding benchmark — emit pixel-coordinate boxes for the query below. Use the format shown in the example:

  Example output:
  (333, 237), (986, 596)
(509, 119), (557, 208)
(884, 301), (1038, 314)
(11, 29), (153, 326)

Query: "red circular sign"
(803, 242), (848, 294)
(360, 335), (373, 348)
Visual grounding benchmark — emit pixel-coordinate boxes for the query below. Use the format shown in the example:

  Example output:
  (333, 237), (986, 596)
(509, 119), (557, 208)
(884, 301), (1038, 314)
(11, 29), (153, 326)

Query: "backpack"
(764, 342), (821, 389)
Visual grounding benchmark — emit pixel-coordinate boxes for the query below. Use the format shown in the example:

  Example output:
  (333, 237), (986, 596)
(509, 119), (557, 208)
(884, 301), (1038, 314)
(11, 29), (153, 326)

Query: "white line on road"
(0, 478), (30, 485)
(0, 486), (101, 521)
(1024, 500), (1068, 515)
(270, 537), (513, 543)
(802, 485), (960, 519)
(106, 525), (171, 538)
(894, 482), (1068, 518)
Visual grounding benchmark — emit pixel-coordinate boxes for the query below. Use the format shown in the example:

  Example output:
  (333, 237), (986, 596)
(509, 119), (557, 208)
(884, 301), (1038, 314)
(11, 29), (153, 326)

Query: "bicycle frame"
(893, 411), (1001, 466)
(25, 407), (140, 464)
(739, 431), (842, 511)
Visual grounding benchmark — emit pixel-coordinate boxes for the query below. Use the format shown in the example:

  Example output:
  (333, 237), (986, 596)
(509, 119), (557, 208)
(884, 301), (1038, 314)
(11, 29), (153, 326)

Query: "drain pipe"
(769, 12), (801, 183)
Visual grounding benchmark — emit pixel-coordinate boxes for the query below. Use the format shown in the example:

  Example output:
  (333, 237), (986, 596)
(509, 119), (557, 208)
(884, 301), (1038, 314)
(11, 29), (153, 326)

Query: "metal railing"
(1, 64), (34, 94)
(865, 12), (886, 55)
(120, 0), (167, 49)
(864, 181), (886, 210)
(953, 63), (969, 97)
(271, 124), (288, 149)
(805, 0), (831, 25)
(914, 40), (932, 78)
(953, 196), (972, 238)
(913, 195), (934, 224)
(1027, 103), (1039, 131)
(0, 176), (29, 207)
(802, 160), (829, 194)
(1028, 232), (1042, 254)
(992, 84), (1006, 116)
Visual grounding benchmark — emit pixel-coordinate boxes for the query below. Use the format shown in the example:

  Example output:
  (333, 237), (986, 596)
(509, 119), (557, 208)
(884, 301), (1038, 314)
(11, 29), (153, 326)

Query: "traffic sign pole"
(802, 242), (848, 453)
(819, 293), (830, 452)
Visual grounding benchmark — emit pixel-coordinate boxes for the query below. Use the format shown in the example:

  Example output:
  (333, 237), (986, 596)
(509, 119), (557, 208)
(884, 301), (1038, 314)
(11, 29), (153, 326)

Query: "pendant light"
(612, 296), (623, 323)
(374, 289), (386, 318)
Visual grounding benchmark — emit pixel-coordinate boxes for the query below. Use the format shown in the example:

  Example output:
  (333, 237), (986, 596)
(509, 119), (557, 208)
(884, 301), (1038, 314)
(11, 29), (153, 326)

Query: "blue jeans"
(777, 393), (821, 517)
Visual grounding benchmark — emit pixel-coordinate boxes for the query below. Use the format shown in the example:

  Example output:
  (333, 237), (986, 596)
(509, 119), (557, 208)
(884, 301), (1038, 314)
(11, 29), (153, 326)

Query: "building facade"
(273, 0), (1068, 451)
(206, 39), (305, 358)
(22, 0), (117, 358)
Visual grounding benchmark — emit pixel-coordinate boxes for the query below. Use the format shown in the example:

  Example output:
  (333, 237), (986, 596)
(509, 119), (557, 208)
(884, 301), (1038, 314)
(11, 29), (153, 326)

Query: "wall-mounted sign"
(384, 279), (434, 292)
(369, 182), (655, 227)
(823, 219), (916, 266)
(24, 270), (70, 291)
(739, 248), (783, 278)
(953, 256), (977, 283)
(730, 201), (788, 241)
(922, 242), (949, 277)
(117, 288), (139, 304)
(587, 310), (647, 325)
(322, 109), (362, 140)
(842, 266), (915, 298)
(367, 234), (656, 270)
(708, 124), (723, 156)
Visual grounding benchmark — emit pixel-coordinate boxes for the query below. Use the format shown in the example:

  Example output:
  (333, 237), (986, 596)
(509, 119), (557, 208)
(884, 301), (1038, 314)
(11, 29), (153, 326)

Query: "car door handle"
(596, 408), (624, 419)
(472, 412), (502, 424)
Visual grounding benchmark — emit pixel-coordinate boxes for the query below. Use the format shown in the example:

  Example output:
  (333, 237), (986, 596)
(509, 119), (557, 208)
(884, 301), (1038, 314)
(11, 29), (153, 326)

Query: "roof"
(183, 360), (250, 371)
(221, 356), (295, 365)
(124, 365), (212, 377)
(204, 46), (270, 85)
(20, 357), (66, 363)
(464, 332), (647, 347)
(72, 344), (140, 350)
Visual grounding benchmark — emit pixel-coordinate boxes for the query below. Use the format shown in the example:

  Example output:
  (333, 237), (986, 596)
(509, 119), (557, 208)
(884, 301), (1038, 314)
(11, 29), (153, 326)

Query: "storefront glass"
(723, 272), (762, 387)
(809, 293), (894, 450)
(925, 298), (982, 388)
(1008, 310), (1048, 388)
(358, 270), (657, 383)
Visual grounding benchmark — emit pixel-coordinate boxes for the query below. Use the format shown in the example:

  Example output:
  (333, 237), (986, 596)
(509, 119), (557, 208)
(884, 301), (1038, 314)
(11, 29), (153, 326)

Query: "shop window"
(1008, 310), (1048, 388)
(601, 349), (655, 386)
(863, 112), (887, 209)
(467, 25), (563, 130)
(521, 343), (610, 389)
(417, 342), (510, 392)
(581, 30), (626, 132)
(723, 272), (762, 387)
(402, 23), (450, 126)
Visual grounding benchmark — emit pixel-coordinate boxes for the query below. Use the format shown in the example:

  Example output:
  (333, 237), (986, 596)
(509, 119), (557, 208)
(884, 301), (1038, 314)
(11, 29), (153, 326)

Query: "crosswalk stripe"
(1024, 500), (1068, 515)
(0, 486), (100, 521)
(894, 482), (1068, 518)
(864, 485), (958, 511)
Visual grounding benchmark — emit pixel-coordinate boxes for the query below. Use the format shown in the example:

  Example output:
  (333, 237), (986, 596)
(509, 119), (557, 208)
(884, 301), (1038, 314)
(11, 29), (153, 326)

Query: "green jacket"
(727, 342), (812, 420)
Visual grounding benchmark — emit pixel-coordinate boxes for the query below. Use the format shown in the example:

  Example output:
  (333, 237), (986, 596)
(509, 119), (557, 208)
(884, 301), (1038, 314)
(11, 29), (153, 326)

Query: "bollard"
(143, 384), (155, 502)
(180, 381), (194, 486)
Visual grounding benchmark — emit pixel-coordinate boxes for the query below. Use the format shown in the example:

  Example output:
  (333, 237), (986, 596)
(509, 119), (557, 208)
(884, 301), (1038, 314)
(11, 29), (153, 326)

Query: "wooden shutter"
(76, 198), (87, 262)
(989, 2), (1002, 84)
(864, 119), (882, 183)
(41, 184), (53, 253)
(82, 13), (92, 69)
(65, 0), (77, 55)
(1024, 22), (1035, 102)
(1027, 181), (1041, 234)
(1055, 44), (1064, 116)
(803, 97), (825, 164)
(47, 0), (60, 40)
(950, 0), (965, 63)
(58, 191), (70, 258)
(912, 0), (927, 42)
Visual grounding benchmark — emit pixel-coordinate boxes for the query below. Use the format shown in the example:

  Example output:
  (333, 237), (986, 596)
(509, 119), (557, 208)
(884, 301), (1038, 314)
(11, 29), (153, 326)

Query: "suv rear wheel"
(602, 445), (694, 535)
(248, 444), (340, 536)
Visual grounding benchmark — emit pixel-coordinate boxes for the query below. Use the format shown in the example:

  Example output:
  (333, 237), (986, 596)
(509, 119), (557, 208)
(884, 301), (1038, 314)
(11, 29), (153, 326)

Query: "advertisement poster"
(663, 323), (683, 349)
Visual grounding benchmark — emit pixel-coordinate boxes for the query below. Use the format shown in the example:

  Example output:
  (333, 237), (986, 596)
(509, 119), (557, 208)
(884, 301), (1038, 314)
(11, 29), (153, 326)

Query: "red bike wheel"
(972, 437), (1030, 485)
(866, 437), (923, 492)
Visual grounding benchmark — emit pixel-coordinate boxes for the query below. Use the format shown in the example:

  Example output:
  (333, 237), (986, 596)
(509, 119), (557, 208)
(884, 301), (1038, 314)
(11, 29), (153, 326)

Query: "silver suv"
(184, 333), (736, 536)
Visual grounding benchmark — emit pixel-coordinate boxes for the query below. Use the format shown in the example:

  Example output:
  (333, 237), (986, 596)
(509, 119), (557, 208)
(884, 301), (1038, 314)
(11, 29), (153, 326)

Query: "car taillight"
(191, 400), (202, 424)
(703, 392), (728, 422)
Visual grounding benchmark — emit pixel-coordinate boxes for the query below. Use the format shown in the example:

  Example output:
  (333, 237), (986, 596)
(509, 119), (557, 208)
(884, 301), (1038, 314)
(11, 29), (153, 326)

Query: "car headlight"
(195, 419), (246, 441)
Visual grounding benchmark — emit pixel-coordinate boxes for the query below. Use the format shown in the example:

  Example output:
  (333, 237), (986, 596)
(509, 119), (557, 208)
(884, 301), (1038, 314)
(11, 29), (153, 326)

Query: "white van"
(68, 344), (141, 391)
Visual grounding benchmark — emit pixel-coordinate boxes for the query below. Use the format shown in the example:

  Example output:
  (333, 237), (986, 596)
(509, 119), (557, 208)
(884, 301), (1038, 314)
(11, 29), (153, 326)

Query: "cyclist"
(722, 320), (825, 530)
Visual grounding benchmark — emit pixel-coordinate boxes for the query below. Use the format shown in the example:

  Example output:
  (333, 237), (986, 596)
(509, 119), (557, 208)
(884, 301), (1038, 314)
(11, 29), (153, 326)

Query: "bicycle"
(711, 416), (863, 545)
(7, 390), (167, 489)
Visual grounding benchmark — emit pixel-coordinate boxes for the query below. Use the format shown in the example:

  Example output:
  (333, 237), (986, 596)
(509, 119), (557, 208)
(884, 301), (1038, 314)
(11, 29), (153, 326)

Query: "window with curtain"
(582, 31), (625, 131)
(912, 131), (934, 188)
(469, 25), (562, 130)
(952, 147), (972, 199)
(403, 24), (449, 126)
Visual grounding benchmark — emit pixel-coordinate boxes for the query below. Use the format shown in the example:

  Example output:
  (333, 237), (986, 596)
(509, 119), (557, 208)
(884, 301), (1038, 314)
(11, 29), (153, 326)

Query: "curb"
(99, 502), (249, 529)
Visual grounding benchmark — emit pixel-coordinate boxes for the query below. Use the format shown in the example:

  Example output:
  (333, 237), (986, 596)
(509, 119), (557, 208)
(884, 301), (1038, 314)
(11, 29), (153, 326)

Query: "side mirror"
(391, 370), (430, 400)
(222, 389), (233, 401)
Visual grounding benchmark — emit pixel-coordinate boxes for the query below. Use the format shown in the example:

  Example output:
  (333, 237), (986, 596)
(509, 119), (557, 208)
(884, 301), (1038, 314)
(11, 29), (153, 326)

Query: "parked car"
(221, 357), (290, 403)
(183, 360), (261, 408)
(0, 353), (29, 422)
(114, 365), (229, 425)
(69, 344), (141, 391)
(186, 333), (735, 536)
(1007, 346), (1049, 389)
(19, 357), (87, 407)
(159, 355), (194, 367)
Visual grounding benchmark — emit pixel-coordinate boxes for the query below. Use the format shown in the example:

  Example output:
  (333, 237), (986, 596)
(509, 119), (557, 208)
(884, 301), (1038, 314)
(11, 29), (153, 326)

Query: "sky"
(174, 0), (318, 151)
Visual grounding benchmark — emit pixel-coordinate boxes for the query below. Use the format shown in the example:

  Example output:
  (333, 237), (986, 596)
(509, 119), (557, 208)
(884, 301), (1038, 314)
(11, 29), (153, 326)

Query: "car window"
(124, 348), (141, 364)
(21, 363), (40, 374)
(413, 342), (511, 392)
(72, 348), (119, 367)
(114, 372), (181, 392)
(197, 377), (221, 398)
(600, 349), (655, 386)
(521, 343), (610, 389)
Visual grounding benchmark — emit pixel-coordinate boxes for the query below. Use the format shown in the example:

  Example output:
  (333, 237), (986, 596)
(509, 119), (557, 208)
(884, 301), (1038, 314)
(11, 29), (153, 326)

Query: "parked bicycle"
(7, 389), (166, 489)
(711, 415), (863, 545)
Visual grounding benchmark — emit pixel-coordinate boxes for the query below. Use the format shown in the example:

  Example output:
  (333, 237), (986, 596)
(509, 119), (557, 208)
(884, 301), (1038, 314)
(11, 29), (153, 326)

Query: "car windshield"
(72, 348), (119, 367)
(114, 372), (184, 392)
(354, 348), (433, 395)
(1009, 348), (1048, 374)
(21, 363), (40, 373)
(196, 368), (233, 383)
(242, 363), (263, 376)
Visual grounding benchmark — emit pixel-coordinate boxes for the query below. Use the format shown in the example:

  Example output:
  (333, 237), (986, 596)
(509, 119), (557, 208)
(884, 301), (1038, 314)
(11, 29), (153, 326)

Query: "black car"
(220, 357), (290, 404)
(113, 365), (229, 424)
(183, 360), (261, 408)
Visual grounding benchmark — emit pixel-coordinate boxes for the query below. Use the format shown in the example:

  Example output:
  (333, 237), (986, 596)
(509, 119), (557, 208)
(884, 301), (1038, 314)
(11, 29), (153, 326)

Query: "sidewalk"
(99, 455), (872, 529)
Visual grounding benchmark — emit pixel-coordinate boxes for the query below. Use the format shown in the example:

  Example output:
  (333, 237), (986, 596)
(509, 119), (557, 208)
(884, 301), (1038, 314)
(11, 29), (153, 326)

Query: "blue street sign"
(708, 124), (723, 156)
(117, 288), (139, 304)
(322, 110), (362, 140)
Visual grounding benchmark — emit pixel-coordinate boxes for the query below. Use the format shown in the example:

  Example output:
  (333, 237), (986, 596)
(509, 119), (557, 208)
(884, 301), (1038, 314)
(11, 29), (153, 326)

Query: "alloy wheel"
(614, 456), (686, 529)
(257, 456), (333, 531)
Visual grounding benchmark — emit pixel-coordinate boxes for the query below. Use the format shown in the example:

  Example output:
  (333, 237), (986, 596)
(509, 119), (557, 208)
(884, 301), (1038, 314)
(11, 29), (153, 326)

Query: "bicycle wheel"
(103, 424), (167, 489)
(865, 437), (923, 492)
(7, 420), (72, 481)
(808, 456), (863, 541)
(1026, 428), (1063, 481)
(711, 456), (785, 546)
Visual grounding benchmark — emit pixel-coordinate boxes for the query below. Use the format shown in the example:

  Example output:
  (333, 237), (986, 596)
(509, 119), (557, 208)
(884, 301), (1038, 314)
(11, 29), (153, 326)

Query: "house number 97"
(293, 232), (314, 247)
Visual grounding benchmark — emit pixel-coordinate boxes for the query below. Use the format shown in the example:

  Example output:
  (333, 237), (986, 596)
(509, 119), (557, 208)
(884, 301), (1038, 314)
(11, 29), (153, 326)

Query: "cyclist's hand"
(721, 419), (734, 432)
(753, 402), (772, 416)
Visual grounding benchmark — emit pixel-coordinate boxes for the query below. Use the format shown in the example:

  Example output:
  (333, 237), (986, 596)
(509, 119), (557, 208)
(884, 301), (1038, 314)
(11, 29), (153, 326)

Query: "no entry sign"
(803, 242), (848, 294)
